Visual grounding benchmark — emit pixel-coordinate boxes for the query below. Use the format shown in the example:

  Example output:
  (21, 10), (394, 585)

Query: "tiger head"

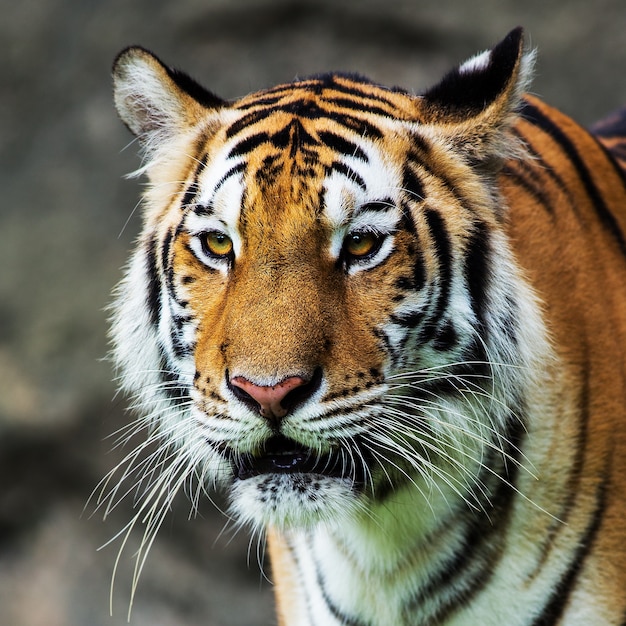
(110, 29), (545, 533)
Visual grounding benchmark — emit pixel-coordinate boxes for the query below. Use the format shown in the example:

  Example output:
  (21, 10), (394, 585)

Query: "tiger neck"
(275, 379), (571, 626)
(283, 477), (495, 626)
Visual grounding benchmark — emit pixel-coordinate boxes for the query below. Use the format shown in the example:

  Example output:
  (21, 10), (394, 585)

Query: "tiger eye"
(202, 232), (233, 258)
(344, 232), (380, 258)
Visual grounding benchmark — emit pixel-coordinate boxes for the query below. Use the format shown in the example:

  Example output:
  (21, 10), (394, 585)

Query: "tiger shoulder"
(106, 27), (626, 625)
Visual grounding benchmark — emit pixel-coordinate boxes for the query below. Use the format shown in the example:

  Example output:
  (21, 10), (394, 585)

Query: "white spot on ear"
(459, 49), (492, 74)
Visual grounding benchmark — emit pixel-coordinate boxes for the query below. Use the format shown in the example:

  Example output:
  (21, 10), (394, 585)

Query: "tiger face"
(110, 30), (542, 536)
(108, 27), (626, 625)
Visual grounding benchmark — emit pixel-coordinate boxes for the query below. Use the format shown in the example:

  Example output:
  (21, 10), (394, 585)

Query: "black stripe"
(521, 100), (626, 258)
(145, 237), (161, 327)
(234, 94), (283, 110)
(227, 131), (270, 158)
(399, 202), (426, 293)
(234, 82), (320, 108)
(323, 113), (383, 140)
(408, 132), (432, 155)
(313, 552), (369, 626)
(214, 162), (246, 193)
(160, 226), (173, 283)
(502, 162), (555, 215)
(271, 121), (297, 150)
(322, 74), (401, 108)
(406, 410), (526, 622)
(422, 207), (452, 330)
(506, 127), (574, 217)
(464, 220), (491, 333)
(405, 515), (493, 622)
(531, 480), (607, 626)
(170, 328), (191, 359)
(400, 200), (418, 235)
(158, 355), (188, 405)
(359, 199), (394, 213)
(499, 294), (519, 346)
(461, 335), (490, 380)
(432, 320), (458, 351)
(226, 103), (383, 145)
(373, 326), (402, 366)
(317, 130), (368, 161)
(181, 181), (199, 210)
(225, 110), (266, 138)
(325, 96), (394, 118)
(527, 351), (591, 585)
(276, 98), (325, 120)
(328, 161), (366, 190)
(192, 203), (215, 217)
(394, 276), (416, 292)
(255, 154), (283, 187)
(390, 310), (424, 328)
(181, 153), (207, 210)
(414, 153), (471, 214)
(402, 162), (425, 202)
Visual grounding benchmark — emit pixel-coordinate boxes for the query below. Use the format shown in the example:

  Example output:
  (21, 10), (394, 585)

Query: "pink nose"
(230, 375), (307, 421)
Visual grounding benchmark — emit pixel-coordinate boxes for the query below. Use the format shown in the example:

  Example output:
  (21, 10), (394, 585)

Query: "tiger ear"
(112, 47), (225, 153)
(416, 27), (534, 165)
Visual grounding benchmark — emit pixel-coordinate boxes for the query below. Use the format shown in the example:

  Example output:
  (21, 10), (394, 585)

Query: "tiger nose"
(229, 373), (316, 424)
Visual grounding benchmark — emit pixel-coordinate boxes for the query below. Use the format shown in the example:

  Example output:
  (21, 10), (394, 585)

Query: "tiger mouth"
(232, 435), (353, 481)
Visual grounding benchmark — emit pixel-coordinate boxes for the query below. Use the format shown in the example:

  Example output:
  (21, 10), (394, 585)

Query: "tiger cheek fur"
(108, 28), (626, 626)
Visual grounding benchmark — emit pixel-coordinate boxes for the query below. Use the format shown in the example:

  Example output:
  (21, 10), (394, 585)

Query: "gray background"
(2, 1), (625, 624)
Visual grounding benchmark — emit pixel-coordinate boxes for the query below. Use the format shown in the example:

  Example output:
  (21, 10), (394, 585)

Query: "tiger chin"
(106, 27), (626, 626)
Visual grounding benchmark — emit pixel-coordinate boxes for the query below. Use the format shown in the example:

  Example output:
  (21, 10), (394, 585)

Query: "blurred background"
(2, 0), (625, 624)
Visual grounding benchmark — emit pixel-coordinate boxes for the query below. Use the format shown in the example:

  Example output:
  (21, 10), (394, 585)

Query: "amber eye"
(201, 231), (233, 258)
(343, 231), (382, 259)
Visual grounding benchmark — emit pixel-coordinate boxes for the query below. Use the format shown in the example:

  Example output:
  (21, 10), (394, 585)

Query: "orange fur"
(110, 30), (626, 625)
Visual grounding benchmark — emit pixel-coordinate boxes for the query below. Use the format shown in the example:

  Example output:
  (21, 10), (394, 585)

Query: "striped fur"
(106, 28), (626, 625)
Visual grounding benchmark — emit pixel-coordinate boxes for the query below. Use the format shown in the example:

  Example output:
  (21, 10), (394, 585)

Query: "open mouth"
(232, 435), (349, 481)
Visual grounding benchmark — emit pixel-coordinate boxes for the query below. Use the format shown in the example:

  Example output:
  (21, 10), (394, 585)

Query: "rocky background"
(2, 1), (625, 624)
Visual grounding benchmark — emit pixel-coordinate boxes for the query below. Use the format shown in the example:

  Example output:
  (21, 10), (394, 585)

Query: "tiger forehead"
(179, 73), (426, 248)
(231, 73), (418, 120)
(216, 72), (419, 169)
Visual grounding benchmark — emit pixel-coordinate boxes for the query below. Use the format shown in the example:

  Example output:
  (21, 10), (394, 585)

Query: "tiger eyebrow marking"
(181, 181), (199, 211)
(328, 161), (367, 191)
(180, 153), (209, 210)
(352, 199), (398, 219)
(213, 162), (246, 194)
(191, 203), (215, 217)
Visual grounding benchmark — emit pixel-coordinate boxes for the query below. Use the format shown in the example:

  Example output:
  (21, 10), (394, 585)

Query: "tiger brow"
(353, 199), (397, 216)
(191, 202), (215, 217)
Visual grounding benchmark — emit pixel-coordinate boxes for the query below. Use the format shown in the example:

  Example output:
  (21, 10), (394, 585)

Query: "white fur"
(106, 36), (574, 626)
(459, 49), (492, 74)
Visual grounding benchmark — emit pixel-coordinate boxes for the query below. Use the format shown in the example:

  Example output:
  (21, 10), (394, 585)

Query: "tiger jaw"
(221, 426), (373, 528)
(230, 471), (363, 531)
(222, 430), (368, 529)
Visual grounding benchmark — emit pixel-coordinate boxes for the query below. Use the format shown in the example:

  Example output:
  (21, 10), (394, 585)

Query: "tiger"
(106, 27), (626, 625)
